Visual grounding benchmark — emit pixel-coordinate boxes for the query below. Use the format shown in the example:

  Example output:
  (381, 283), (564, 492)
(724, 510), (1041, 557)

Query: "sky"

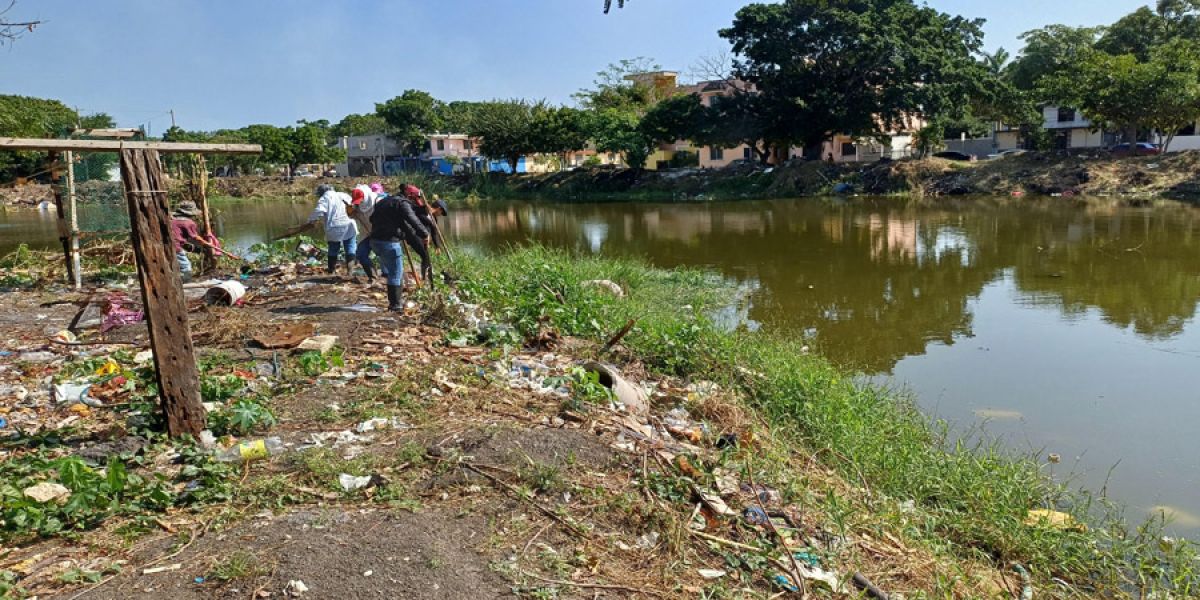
(2, 0), (1151, 133)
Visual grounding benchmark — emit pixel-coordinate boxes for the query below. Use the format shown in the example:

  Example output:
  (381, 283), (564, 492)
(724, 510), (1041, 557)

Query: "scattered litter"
(53, 381), (100, 407)
(23, 482), (71, 503)
(18, 351), (56, 363)
(142, 563), (182, 575)
(51, 329), (76, 343)
(664, 407), (703, 442)
(95, 358), (120, 376)
(1025, 509), (1086, 532)
(297, 335), (338, 353)
(198, 430), (217, 449)
(101, 292), (144, 332)
(0, 417), (7, 429)
(203, 281), (247, 306)
(285, 579), (309, 597)
(254, 323), (316, 349)
(134, 350), (154, 364)
(194, 576), (205, 584)
(355, 417), (409, 433)
(339, 303), (380, 313)
(697, 489), (736, 517)
(698, 568), (727, 579)
(636, 531), (660, 549)
(362, 570), (373, 577)
(338, 473), (372, 491)
(216, 437), (285, 463)
(743, 506), (770, 526)
(581, 361), (649, 415)
(581, 279), (625, 298)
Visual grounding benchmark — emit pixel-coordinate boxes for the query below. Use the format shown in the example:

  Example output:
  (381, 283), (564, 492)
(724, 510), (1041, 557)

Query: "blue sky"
(3, 0), (1148, 132)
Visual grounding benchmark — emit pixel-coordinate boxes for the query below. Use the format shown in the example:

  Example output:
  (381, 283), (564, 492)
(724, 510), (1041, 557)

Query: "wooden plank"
(190, 154), (217, 272)
(120, 148), (206, 438)
(1, 138), (262, 154)
(71, 128), (140, 139)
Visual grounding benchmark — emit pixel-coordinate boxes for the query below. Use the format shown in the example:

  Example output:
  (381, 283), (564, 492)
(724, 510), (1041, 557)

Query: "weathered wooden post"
(189, 154), (216, 273)
(66, 150), (81, 289)
(120, 148), (206, 437)
(46, 152), (76, 285)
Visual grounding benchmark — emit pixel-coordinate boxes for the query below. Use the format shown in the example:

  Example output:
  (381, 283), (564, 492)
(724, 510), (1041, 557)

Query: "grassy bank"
(455, 245), (1199, 597)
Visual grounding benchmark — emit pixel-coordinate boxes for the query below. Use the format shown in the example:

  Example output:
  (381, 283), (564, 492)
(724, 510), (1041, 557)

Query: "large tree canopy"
(376, 90), (443, 153)
(720, 0), (987, 152)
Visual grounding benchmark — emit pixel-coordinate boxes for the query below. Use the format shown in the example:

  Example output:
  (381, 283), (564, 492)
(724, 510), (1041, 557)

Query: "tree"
(1045, 40), (1200, 150)
(290, 123), (344, 169)
(1097, 6), (1167, 61)
(0, 95), (76, 181)
(639, 93), (709, 146)
(376, 90), (443, 153)
(437, 101), (483, 133)
(705, 93), (775, 163)
(331, 113), (388, 139)
(1, 1), (40, 46)
(1007, 25), (1101, 91)
(467, 100), (540, 173)
(720, 0), (988, 155)
(586, 108), (652, 169)
(531, 106), (589, 169)
(575, 57), (662, 111)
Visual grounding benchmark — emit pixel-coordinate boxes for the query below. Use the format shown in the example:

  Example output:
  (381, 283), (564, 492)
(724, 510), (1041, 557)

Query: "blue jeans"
(176, 250), (193, 277)
(326, 236), (357, 271)
(355, 240), (375, 274)
(370, 240), (405, 286)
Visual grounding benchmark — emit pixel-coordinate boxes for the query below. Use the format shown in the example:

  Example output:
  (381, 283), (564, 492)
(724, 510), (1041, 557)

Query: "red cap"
(351, 188), (365, 205)
(402, 184), (422, 200)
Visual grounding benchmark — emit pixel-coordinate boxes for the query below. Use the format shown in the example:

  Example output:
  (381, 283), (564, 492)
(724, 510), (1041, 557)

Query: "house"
(688, 77), (921, 167)
(995, 106), (1113, 151)
(1168, 118), (1200, 152)
(339, 133), (539, 176)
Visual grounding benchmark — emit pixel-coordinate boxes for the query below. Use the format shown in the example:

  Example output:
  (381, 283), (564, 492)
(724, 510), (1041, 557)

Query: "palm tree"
(603, 0), (626, 13)
(982, 48), (1011, 76)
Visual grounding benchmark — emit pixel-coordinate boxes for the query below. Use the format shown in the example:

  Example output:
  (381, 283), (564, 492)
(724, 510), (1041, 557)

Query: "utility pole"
(170, 109), (176, 129)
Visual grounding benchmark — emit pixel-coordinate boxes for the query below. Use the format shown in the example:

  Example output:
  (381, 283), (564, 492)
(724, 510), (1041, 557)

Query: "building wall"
(995, 131), (1020, 151)
(699, 144), (754, 169)
(1069, 128), (1105, 148)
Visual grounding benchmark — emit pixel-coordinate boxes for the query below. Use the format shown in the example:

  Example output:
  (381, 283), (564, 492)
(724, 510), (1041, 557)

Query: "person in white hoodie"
(348, 182), (382, 282)
(306, 184), (358, 275)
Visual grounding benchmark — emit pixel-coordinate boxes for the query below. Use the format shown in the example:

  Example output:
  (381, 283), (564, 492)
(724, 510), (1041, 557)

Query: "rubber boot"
(326, 255), (337, 274)
(386, 284), (403, 312)
(363, 262), (376, 283)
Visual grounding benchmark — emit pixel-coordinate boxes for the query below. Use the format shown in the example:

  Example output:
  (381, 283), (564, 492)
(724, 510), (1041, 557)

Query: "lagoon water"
(4, 196), (1200, 533)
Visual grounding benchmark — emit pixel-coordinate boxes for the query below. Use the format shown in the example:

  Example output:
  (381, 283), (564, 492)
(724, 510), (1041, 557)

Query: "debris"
(285, 579), (309, 597)
(1024, 509), (1086, 532)
(203, 281), (247, 306)
(198, 430), (217, 449)
(696, 488), (737, 517)
(23, 482), (71, 503)
(636, 532), (660, 549)
(339, 303), (380, 313)
(101, 292), (144, 332)
(95, 358), (120, 376)
(698, 568), (727, 579)
(52, 329), (77, 343)
(297, 335), (338, 353)
(581, 361), (649, 415)
(338, 473), (372, 491)
(53, 381), (100, 406)
(18, 351), (56, 363)
(581, 279), (625, 298)
(216, 437), (285, 463)
(253, 323), (316, 349)
(743, 506), (770, 526)
(134, 350), (154, 363)
(355, 417), (409, 433)
(716, 433), (738, 449)
(1048, 453), (1062, 464)
(142, 563), (182, 575)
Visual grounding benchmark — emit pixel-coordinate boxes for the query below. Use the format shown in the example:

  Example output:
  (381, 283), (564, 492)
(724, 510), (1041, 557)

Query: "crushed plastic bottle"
(216, 437), (284, 463)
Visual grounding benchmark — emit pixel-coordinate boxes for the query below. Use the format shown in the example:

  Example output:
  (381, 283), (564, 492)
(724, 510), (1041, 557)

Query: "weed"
(295, 348), (344, 377)
(519, 463), (565, 495)
(57, 567), (103, 585)
(546, 366), (613, 412)
(209, 550), (266, 581)
(207, 396), (277, 436)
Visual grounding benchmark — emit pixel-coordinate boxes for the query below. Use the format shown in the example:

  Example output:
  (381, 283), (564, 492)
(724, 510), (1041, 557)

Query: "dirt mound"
(59, 509), (508, 600)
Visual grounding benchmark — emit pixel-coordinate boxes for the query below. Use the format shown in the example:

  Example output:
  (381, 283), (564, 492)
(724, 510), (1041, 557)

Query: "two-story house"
(995, 106), (1114, 151)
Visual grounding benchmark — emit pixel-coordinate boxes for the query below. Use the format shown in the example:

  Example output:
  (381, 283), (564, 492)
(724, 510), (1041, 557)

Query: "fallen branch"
(460, 462), (591, 538)
(520, 571), (666, 597)
(602, 318), (637, 353)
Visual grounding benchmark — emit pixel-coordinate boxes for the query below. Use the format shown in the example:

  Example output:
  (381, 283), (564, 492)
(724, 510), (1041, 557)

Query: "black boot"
(386, 285), (403, 312)
(363, 262), (376, 282)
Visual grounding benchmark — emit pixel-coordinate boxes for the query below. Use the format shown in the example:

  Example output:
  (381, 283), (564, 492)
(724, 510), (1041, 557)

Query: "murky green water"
(4, 197), (1200, 532)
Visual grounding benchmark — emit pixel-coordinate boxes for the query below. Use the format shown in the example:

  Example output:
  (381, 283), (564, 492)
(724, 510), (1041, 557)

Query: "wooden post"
(190, 154), (216, 273)
(120, 148), (206, 438)
(47, 152), (76, 285)
(66, 150), (81, 289)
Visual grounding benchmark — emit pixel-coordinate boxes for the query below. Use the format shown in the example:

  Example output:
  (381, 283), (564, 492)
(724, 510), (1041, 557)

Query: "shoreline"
(0, 241), (1195, 597)
(3, 150), (1199, 210)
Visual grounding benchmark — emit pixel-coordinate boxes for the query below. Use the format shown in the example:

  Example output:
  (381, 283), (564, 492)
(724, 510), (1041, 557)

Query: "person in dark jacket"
(369, 186), (428, 311)
(399, 185), (437, 283)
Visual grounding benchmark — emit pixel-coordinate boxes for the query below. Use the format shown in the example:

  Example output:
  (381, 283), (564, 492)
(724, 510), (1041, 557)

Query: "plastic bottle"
(215, 437), (284, 463)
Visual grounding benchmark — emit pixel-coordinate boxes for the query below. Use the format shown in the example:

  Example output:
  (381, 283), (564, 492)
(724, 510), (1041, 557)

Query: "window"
(357, 141), (368, 151)
(709, 147), (724, 161)
(1179, 122), (1197, 136)
(436, 139), (445, 151)
(743, 147), (752, 159)
(464, 139), (474, 150)
(1057, 107), (1076, 123)
(841, 142), (857, 157)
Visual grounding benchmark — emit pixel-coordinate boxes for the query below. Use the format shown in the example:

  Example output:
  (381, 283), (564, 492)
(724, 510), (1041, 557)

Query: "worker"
(348, 183), (381, 283)
(170, 201), (221, 282)
(307, 184), (358, 276)
(420, 193), (451, 251)
(370, 185), (428, 311)
(398, 185), (436, 283)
